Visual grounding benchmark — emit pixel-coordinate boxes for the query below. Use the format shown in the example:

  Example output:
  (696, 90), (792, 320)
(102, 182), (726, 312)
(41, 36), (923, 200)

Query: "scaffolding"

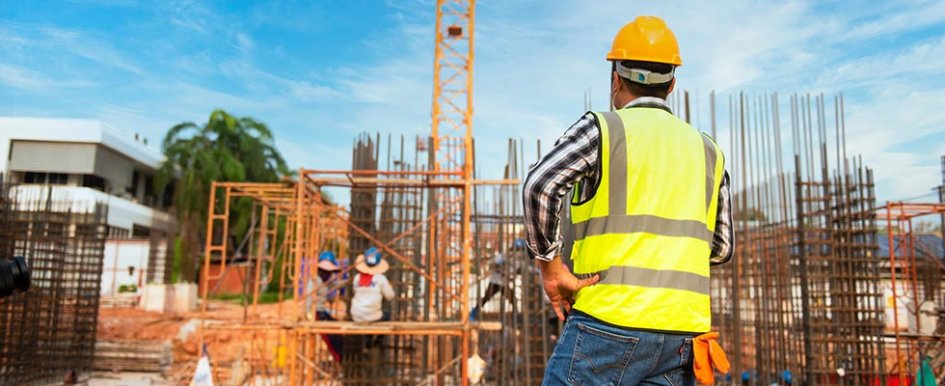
(197, 133), (554, 385)
(883, 202), (945, 385)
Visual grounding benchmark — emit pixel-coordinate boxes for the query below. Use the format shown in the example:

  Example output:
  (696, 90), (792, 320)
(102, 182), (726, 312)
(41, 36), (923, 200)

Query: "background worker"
(308, 250), (344, 362)
(308, 250), (343, 321)
(351, 247), (396, 349)
(470, 238), (525, 320)
(351, 247), (395, 323)
(522, 15), (734, 386)
(469, 250), (508, 321)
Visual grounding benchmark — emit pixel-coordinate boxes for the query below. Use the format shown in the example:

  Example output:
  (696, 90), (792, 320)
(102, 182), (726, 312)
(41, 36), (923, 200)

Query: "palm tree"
(155, 109), (290, 282)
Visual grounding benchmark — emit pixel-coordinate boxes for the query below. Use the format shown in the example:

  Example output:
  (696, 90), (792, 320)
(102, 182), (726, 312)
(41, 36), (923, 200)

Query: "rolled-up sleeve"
(522, 113), (599, 261)
(710, 170), (734, 265)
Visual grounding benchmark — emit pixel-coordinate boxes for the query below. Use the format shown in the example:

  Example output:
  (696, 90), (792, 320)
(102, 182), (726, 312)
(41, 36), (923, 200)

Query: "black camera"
(0, 256), (30, 299)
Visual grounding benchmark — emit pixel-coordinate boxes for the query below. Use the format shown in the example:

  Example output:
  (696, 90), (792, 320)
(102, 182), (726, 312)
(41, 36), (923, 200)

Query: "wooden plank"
(93, 340), (171, 373)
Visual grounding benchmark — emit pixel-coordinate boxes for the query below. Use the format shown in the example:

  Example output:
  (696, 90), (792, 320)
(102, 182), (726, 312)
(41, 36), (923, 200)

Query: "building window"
(132, 224), (150, 238)
(161, 180), (174, 209)
(22, 172), (67, 185)
(24, 172), (43, 183)
(82, 174), (106, 191)
(107, 226), (130, 239)
(144, 175), (156, 207)
(130, 170), (140, 197)
(48, 173), (68, 185)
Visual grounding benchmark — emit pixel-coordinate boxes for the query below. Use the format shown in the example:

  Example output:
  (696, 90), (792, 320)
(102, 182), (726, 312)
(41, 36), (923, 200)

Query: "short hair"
(613, 60), (674, 99)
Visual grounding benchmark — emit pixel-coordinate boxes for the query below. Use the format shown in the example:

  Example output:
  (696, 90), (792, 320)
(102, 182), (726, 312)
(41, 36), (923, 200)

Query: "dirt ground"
(97, 300), (294, 385)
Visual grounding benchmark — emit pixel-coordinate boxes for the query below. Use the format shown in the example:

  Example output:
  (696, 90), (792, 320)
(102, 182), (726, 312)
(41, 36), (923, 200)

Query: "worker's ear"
(667, 78), (676, 95)
(612, 71), (625, 92)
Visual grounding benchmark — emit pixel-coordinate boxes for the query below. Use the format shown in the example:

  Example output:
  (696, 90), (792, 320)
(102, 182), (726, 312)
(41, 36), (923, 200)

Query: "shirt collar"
(621, 96), (672, 112)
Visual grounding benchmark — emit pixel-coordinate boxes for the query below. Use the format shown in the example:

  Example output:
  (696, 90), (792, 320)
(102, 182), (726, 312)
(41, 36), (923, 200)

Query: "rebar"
(711, 92), (886, 386)
(198, 130), (540, 386)
(0, 183), (108, 386)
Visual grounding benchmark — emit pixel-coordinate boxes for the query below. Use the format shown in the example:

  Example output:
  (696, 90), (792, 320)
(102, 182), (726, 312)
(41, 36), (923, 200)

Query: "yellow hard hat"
(606, 16), (682, 66)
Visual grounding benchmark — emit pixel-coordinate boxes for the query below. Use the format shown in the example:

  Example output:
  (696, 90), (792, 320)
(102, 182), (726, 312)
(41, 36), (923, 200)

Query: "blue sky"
(2, 0), (945, 203)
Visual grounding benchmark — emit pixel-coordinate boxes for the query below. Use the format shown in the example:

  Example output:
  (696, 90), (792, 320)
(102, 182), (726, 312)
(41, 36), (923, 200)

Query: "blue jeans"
(543, 311), (695, 386)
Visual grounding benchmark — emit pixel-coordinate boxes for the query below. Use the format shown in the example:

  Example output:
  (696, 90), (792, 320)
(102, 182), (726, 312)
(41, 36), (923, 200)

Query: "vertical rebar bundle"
(711, 93), (885, 386)
(0, 184), (108, 386)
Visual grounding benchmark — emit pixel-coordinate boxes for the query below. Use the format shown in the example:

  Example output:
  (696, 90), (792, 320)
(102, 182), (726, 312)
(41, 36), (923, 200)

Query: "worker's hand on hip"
(537, 258), (599, 321)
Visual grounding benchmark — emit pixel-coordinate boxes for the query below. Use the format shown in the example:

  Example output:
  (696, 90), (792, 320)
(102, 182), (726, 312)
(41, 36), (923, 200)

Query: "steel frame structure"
(431, 0), (474, 175)
(711, 92), (887, 386)
(884, 202), (945, 385)
(197, 135), (526, 385)
(0, 185), (109, 386)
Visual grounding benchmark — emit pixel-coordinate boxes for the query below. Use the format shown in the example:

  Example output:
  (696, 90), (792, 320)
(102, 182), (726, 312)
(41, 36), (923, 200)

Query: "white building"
(0, 117), (175, 236)
(0, 117), (176, 292)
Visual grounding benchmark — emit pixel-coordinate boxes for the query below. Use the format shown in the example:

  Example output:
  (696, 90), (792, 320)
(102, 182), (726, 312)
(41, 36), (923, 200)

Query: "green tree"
(155, 110), (291, 283)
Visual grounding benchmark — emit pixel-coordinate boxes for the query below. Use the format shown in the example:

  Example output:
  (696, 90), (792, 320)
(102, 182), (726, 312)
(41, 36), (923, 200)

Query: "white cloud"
(38, 27), (144, 74)
(835, 0), (945, 42)
(0, 27), (29, 52)
(0, 64), (59, 89)
(234, 32), (254, 53)
(218, 60), (340, 102)
(0, 63), (96, 89)
(163, 0), (212, 35)
(172, 51), (215, 76)
(815, 36), (945, 92)
(275, 137), (349, 171)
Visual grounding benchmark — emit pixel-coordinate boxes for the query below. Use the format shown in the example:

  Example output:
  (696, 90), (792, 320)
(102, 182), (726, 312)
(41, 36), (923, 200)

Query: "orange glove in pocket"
(693, 332), (731, 385)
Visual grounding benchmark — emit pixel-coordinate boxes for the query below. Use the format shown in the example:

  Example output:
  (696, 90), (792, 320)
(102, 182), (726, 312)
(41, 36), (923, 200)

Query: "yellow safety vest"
(570, 104), (724, 333)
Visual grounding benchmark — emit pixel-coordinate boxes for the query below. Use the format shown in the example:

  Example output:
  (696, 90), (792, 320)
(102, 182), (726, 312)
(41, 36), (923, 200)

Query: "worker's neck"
(617, 94), (667, 109)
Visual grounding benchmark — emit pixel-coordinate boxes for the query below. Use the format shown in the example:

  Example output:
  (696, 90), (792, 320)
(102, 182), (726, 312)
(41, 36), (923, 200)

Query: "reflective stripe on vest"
(576, 266), (710, 294)
(570, 106), (724, 333)
(573, 214), (713, 244)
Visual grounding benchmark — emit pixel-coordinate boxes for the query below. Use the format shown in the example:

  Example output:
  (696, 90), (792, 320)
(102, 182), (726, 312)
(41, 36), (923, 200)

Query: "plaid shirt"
(522, 97), (734, 264)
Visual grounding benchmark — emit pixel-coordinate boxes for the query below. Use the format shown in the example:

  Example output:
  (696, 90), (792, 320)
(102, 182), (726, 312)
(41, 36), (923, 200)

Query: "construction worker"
(351, 247), (395, 323)
(470, 238), (525, 320)
(351, 247), (395, 350)
(522, 16), (734, 386)
(310, 250), (344, 361)
(307, 251), (342, 320)
(469, 250), (509, 320)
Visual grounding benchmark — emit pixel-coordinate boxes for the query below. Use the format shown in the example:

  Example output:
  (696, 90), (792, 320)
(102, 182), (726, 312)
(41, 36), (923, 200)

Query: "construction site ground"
(96, 300), (287, 385)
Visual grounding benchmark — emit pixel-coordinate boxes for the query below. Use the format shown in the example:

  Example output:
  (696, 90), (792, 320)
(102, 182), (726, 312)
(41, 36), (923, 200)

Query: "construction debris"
(93, 340), (172, 373)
